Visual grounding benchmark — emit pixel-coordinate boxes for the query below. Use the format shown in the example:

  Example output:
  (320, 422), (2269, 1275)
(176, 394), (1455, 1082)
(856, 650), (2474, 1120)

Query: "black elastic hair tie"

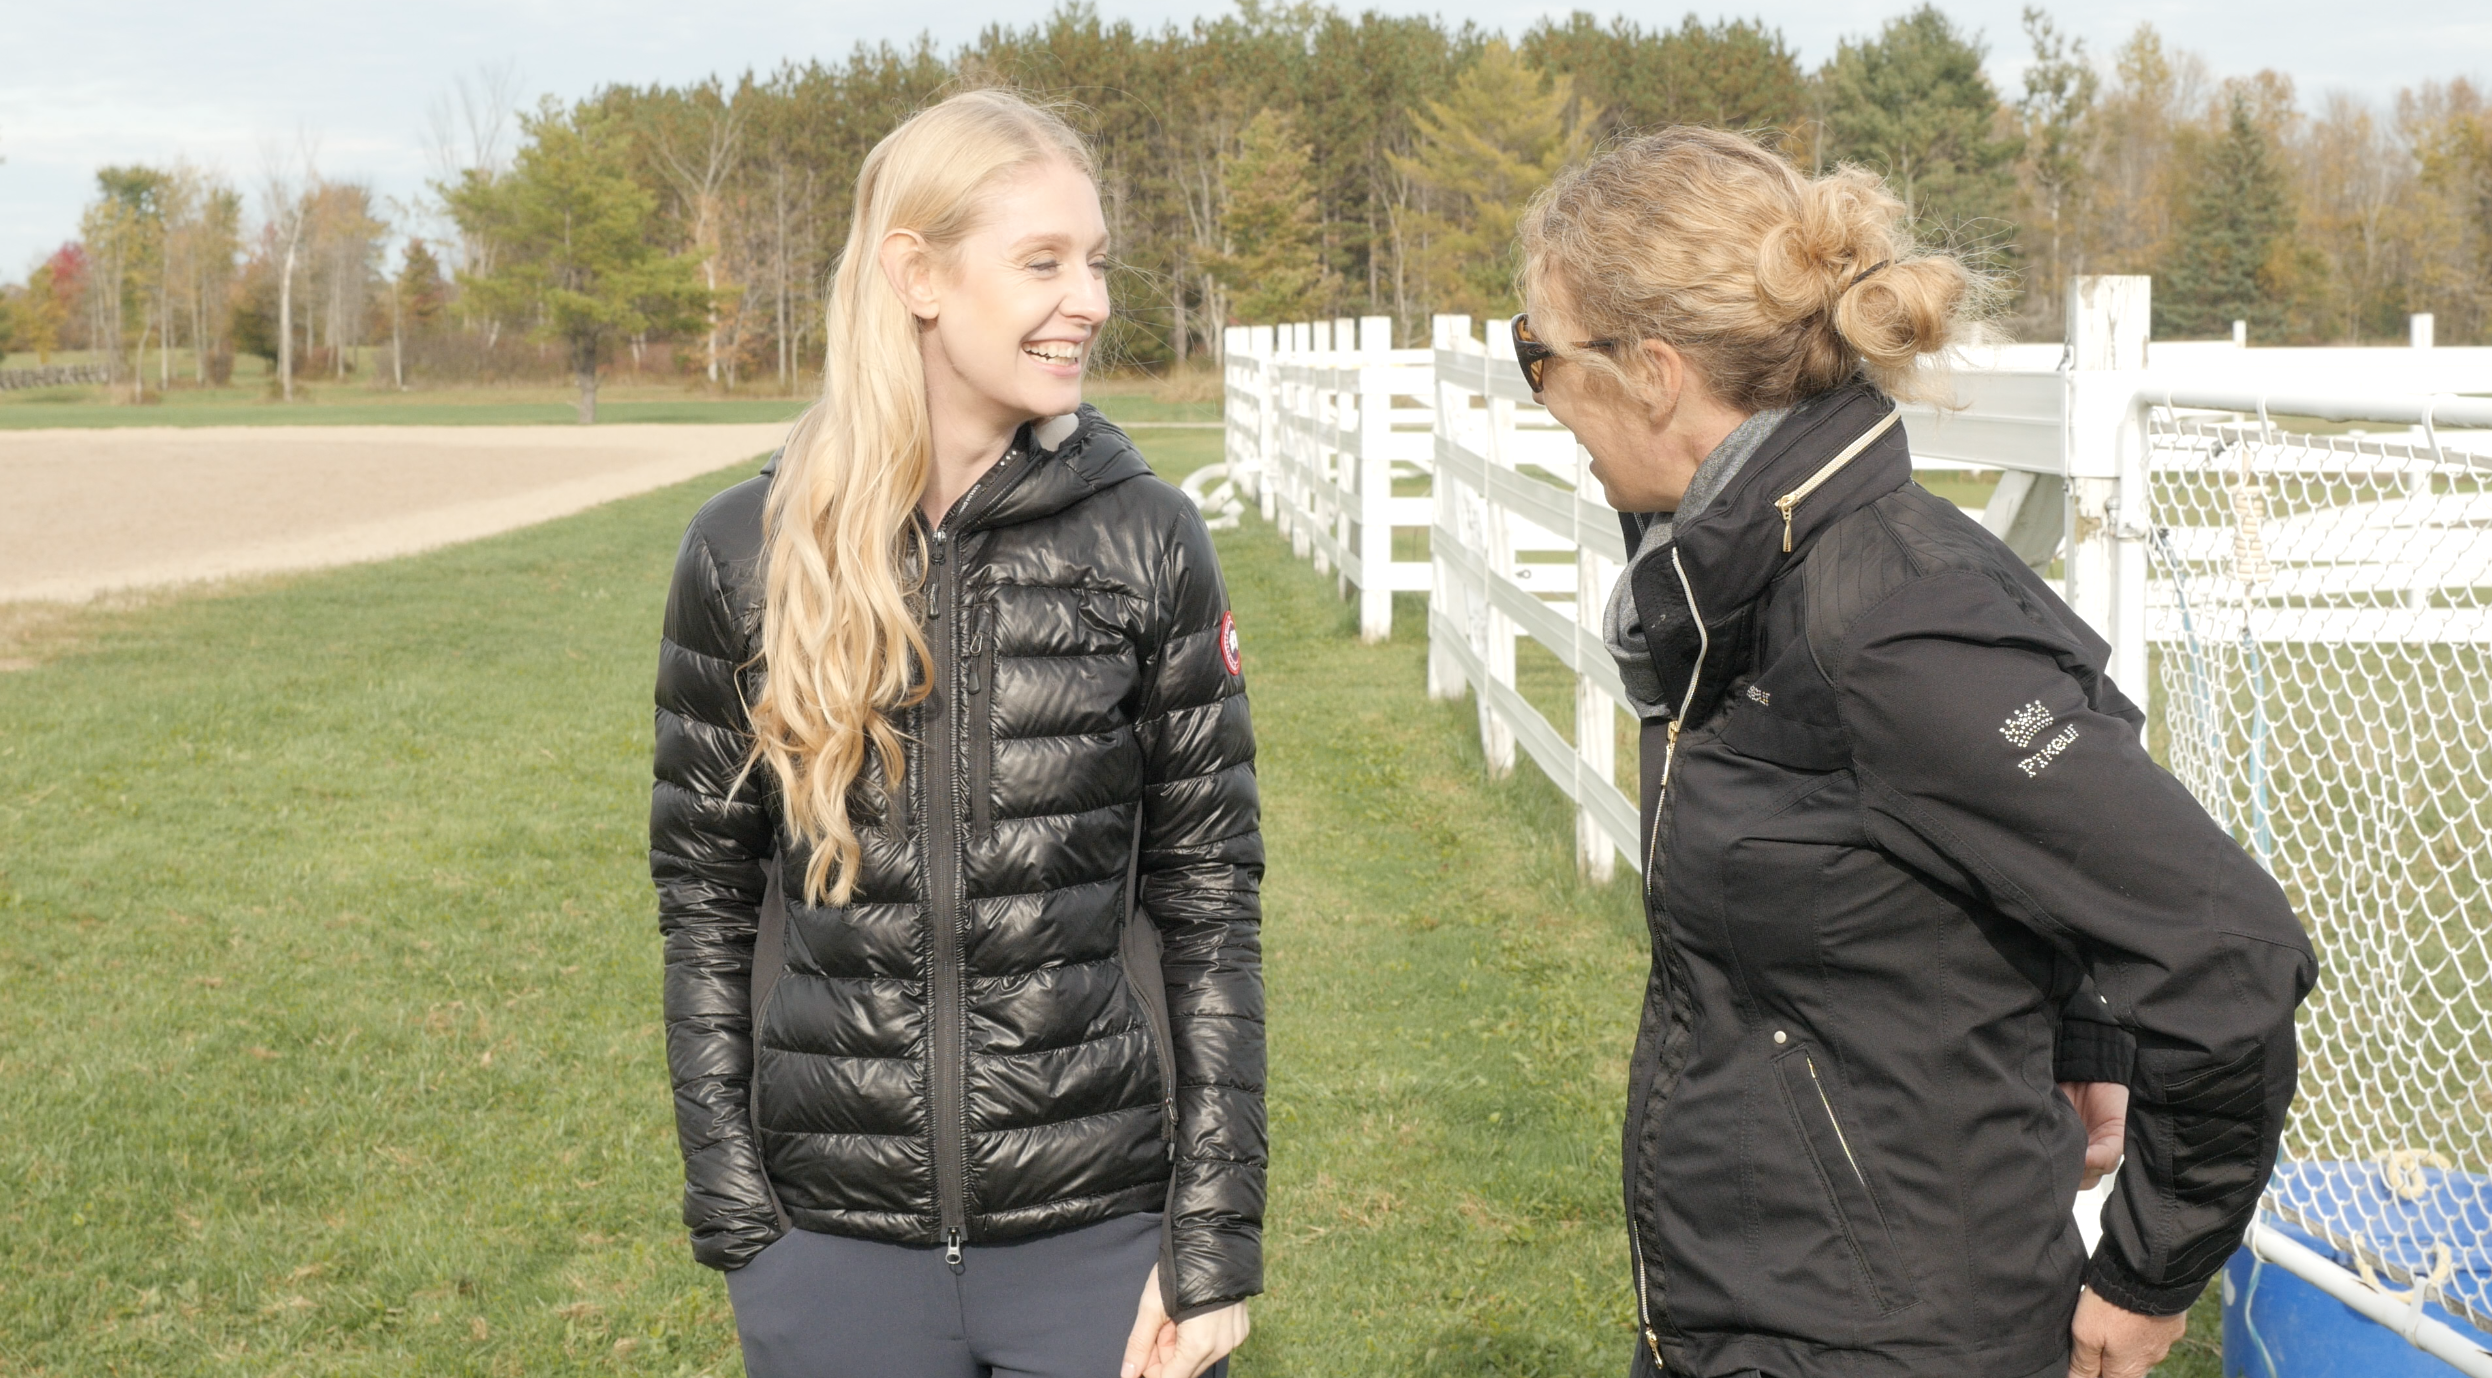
(1846, 259), (1894, 291)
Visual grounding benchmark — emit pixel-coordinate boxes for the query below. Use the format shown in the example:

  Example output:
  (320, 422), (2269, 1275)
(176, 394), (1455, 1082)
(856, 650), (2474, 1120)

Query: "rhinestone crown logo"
(2000, 701), (2055, 749)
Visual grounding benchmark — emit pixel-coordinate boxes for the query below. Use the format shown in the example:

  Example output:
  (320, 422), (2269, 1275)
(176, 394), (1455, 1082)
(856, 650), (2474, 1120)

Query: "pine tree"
(1520, 13), (1807, 141)
(446, 100), (709, 422)
(1214, 108), (1332, 325)
(2156, 93), (2293, 338)
(2014, 7), (2098, 334)
(1388, 41), (1587, 319)
(1817, 6), (2022, 243)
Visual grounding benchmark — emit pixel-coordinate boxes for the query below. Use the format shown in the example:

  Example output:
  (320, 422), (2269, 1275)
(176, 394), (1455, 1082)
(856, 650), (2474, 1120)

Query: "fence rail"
(0, 364), (108, 391)
(1222, 278), (2492, 1370)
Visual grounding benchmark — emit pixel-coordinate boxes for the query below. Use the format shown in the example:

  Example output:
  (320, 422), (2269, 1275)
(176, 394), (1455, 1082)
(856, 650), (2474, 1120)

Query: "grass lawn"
(0, 421), (2220, 1375)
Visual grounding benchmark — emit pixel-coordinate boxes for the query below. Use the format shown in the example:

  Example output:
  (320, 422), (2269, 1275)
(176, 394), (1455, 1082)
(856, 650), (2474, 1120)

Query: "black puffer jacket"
(1620, 383), (2314, 1378)
(650, 406), (1265, 1317)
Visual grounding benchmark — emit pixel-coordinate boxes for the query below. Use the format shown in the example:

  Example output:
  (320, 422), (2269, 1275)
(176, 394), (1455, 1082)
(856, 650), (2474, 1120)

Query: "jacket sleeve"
(1836, 569), (2314, 1316)
(651, 522), (782, 1271)
(1134, 505), (1266, 1318)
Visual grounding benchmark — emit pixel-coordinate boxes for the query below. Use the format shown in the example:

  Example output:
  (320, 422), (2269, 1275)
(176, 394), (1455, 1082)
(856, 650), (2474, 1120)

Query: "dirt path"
(0, 423), (788, 603)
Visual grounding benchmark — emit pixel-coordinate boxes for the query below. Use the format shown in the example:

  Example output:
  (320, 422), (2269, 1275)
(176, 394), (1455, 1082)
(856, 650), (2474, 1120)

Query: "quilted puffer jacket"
(650, 405), (1265, 1318)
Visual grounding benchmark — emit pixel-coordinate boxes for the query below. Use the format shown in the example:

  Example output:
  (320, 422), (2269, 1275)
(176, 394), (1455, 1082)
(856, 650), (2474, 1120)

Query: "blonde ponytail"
(1520, 126), (1996, 409)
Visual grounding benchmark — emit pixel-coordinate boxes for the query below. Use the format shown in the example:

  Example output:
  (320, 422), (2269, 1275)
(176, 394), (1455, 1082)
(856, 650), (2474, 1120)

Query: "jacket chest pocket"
(966, 603), (996, 838)
(1774, 1043), (1921, 1314)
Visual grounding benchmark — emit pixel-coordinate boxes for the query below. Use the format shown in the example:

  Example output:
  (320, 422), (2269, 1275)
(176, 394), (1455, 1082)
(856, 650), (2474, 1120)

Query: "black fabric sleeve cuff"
(2085, 1249), (2212, 1317)
(1169, 1294), (1249, 1323)
(2055, 1015), (2135, 1085)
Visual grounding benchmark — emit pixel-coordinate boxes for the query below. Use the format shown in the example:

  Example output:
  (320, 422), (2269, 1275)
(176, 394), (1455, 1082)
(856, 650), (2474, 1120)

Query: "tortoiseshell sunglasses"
(1509, 313), (1619, 394)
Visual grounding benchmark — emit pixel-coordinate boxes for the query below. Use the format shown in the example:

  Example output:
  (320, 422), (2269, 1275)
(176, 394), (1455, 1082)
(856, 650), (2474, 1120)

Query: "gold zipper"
(1773, 410), (1901, 552)
(1630, 1219), (1666, 1367)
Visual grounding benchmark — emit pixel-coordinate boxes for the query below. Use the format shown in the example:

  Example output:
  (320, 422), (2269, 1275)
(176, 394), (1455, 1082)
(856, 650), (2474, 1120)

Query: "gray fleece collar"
(1602, 407), (1791, 718)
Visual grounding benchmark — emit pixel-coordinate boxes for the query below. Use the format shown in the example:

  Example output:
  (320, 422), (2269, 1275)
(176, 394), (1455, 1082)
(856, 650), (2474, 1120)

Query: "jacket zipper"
(967, 604), (994, 839)
(1644, 549), (1710, 887)
(924, 449), (1027, 1273)
(1630, 1219), (1666, 1366)
(1625, 546), (1714, 1364)
(1802, 1052), (1871, 1190)
(1771, 409), (1900, 552)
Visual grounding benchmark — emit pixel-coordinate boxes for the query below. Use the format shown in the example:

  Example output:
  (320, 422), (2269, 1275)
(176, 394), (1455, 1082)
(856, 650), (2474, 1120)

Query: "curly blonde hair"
(1518, 126), (1995, 409)
(748, 89), (1095, 906)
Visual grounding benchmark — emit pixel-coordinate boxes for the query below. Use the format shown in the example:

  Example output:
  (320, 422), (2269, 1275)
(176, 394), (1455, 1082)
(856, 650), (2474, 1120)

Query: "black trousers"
(727, 1212), (1228, 1378)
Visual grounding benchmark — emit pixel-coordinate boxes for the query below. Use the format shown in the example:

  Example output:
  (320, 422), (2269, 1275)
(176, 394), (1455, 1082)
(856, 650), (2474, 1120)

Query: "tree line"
(3, 1), (2487, 409)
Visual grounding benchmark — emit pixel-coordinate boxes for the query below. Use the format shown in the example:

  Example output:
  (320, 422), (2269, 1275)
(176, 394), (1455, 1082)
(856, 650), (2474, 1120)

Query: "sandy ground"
(0, 423), (789, 603)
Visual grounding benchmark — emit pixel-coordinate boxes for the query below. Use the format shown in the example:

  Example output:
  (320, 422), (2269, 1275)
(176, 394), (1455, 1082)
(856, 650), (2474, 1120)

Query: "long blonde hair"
(749, 89), (1096, 906)
(1519, 126), (1996, 409)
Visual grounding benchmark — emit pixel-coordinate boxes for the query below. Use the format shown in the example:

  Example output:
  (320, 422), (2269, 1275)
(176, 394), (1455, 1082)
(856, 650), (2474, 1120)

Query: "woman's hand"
(2059, 1081), (2129, 1190)
(1120, 1265), (1249, 1378)
(2067, 1288), (2187, 1378)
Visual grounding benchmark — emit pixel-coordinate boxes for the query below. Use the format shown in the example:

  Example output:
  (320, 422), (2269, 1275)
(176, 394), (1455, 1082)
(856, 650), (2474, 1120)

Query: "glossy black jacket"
(650, 407), (1265, 1317)
(1620, 383), (2315, 1378)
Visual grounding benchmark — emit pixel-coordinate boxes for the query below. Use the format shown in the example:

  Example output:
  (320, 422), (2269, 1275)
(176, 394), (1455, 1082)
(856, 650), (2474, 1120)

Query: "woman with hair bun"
(1514, 126), (2312, 1378)
(650, 89), (1259, 1378)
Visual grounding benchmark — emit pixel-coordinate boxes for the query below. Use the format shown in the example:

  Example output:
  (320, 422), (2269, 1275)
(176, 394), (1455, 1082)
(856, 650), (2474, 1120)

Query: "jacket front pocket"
(1774, 1043), (1921, 1313)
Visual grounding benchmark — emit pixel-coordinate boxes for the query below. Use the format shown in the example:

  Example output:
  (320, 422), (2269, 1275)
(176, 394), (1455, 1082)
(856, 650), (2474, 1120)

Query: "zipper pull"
(1775, 493), (1799, 552)
(963, 610), (986, 696)
(944, 1229), (964, 1273)
(1645, 1329), (1664, 1365)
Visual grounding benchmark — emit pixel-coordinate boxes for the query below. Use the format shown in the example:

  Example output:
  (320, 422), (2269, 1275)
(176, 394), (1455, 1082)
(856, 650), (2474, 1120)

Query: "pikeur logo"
(2017, 723), (2080, 777)
(1999, 701), (2054, 749)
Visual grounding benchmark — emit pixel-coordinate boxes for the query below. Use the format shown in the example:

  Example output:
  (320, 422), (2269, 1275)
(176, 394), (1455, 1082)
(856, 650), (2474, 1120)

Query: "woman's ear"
(879, 230), (939, 322)
(1637, 338), (1686, 424)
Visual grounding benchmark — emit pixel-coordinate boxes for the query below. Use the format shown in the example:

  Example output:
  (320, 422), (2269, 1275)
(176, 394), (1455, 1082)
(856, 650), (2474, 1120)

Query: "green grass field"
(0, 361), (1221, 431)
(0, 416), (2219, 1375)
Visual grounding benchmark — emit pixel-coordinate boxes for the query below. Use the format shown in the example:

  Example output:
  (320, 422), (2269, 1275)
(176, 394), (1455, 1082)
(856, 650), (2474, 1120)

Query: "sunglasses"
(1510, 313), (1619, 394)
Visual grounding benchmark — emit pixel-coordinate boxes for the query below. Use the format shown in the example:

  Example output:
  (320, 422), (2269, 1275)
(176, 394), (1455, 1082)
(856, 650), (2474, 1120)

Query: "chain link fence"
(2144, 407), (2492, 1337)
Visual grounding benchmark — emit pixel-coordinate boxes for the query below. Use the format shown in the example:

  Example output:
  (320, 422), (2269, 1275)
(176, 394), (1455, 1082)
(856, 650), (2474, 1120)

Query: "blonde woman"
(650, 90), (1260, 1378)
(1513, 128), (2312, 1378)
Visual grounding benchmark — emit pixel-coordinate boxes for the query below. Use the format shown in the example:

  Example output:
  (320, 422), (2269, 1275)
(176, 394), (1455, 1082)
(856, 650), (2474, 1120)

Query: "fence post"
(1478, 316), (1519, 776)
(1355, 316), (1396, 641)
(1295, 321), (1315, 558)
(1252, 326), (1277, 519)
(2066, 276), (2151, 691)
(1574, 439), (1618, 882)
(1427, 314), (1468, 702)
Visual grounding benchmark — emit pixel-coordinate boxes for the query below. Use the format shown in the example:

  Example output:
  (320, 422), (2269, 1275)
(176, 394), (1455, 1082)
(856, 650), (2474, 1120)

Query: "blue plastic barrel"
(2221, 1162), (2492, 1377)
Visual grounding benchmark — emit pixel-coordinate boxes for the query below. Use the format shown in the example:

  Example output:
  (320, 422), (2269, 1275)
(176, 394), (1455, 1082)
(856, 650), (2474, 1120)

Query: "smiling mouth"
(1024, 342), (1083, 365)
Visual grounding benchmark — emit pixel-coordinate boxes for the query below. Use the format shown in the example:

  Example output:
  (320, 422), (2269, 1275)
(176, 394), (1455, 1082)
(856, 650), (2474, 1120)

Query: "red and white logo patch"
(1218, 611), (1243, 677)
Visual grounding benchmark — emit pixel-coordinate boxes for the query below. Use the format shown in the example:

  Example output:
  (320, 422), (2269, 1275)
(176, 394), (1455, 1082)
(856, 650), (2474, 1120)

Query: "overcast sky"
(4, 0), (2486, 277)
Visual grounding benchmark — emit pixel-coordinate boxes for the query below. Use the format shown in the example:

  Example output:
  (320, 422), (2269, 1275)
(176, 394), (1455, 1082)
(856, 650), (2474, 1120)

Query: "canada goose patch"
(1219, 611), (1242, 676)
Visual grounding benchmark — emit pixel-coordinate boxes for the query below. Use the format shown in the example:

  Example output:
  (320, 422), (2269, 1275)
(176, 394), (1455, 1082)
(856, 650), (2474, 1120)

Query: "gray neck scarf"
(1602, 406), (1791, 718)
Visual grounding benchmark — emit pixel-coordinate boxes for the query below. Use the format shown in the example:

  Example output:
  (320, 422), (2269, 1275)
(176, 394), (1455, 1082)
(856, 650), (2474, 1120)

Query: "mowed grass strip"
(0, 373), (1217, 431)
(0, 422), (1650, 1375)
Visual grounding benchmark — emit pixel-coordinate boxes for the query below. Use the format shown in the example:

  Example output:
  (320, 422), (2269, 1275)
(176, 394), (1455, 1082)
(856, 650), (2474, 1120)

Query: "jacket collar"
(1625, 381), (1910, 723)
(755, 402), (1152, 530)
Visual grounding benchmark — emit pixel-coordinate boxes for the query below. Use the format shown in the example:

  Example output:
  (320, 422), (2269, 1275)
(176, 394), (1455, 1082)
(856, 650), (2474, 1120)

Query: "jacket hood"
(754, 402), (1153, 529)
(1624, 381), (1910, 725)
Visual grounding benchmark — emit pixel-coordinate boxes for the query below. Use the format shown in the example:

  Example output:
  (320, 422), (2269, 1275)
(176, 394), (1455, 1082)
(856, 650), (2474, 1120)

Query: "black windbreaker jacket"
(649, 406), (1265, 1318)
(1620, 383), (2315, 1378)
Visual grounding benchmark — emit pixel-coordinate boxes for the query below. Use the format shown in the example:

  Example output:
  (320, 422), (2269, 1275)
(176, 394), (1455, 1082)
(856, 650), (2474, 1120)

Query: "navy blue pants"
(728, 1212), (1227, 1378)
